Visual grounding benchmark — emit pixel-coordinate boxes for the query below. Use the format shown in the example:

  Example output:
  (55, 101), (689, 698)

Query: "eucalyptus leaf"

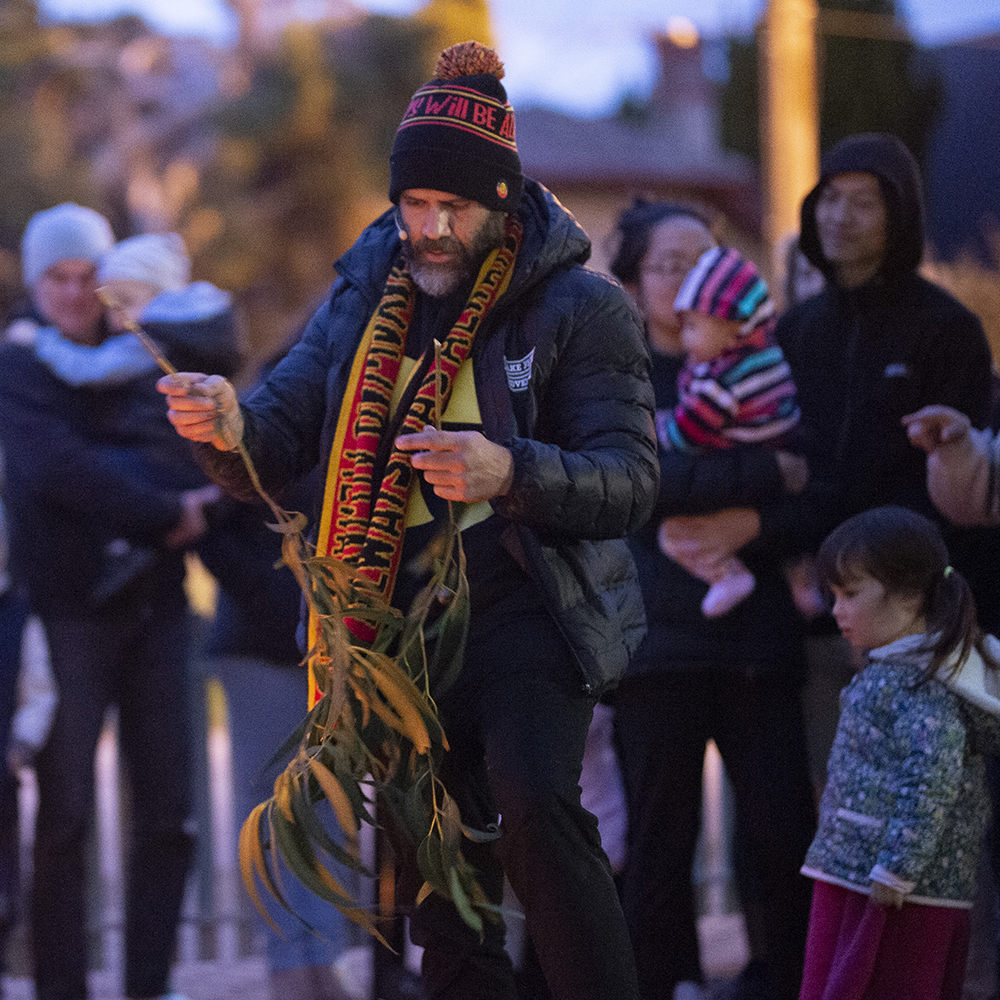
(448, 866), (484, 938)
(265, 511), (309, 534)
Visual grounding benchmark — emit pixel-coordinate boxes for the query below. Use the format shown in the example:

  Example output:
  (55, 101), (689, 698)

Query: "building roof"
(513, 34), (761, 235)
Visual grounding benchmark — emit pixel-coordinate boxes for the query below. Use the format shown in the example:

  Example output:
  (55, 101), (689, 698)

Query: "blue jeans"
(32, 595), (195, 1000)
(212, 655), (355, 972)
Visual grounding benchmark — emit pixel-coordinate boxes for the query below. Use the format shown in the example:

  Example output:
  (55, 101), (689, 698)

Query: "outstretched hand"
(157, 373), (243, 452)
(395, 428), (514, 503)
(902, 405), (971, 454)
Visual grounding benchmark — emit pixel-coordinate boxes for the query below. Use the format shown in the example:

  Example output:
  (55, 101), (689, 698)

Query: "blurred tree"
(192, 14), (434, 363)
(325, 15), (437, 194)
(0, 2), (439, 363)
(0, 1), (109, 245)
(720, 0), (943, 169)
(0, 0), (125, 316)
(925, 250), (1000, 368)
(414, 0), (494, 66)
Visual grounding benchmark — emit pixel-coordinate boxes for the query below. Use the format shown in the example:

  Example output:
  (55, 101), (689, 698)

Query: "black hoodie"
(774, 133), (993, 551)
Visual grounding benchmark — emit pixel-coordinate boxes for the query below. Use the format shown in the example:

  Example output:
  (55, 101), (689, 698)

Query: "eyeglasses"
(641, 256), (700, 280)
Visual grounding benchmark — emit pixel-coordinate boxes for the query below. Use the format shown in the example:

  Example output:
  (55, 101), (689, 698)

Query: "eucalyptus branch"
(110, 293), (488, 933)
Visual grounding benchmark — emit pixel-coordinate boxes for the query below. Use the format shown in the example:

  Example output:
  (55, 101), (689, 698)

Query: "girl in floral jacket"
(800, 506), (1000, 1000)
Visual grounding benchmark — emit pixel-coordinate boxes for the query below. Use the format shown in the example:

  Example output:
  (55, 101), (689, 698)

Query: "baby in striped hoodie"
(660, 246), (823, 619)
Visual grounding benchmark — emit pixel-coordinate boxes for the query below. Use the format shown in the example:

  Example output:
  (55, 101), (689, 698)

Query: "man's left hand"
(395, 429), (514, 503)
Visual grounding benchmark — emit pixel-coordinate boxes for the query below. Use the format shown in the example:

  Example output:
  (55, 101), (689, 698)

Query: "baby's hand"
(870, 880), (905, 909)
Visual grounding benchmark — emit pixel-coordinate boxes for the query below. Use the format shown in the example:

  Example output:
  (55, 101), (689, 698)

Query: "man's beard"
(401, 211), (507, 298)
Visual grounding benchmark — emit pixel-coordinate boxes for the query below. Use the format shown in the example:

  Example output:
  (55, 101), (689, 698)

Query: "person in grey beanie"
(15, 202), (113, 345)
(0, 204), (220, 1000)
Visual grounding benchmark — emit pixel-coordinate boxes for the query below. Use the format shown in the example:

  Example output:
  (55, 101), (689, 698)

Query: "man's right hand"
(157, 373), (243, 451)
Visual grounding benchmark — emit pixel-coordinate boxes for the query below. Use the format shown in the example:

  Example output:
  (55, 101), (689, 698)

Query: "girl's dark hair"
(608, 197), (713, 286)
(816, 505), (993, 677)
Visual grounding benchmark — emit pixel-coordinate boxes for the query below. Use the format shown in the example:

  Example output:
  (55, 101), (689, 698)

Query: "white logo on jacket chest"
(505, 348), (535, 392)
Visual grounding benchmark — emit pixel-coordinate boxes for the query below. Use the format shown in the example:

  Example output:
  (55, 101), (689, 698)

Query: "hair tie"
(944, 565), (954, 578)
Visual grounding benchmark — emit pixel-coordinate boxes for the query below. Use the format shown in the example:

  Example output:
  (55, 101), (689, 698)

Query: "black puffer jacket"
(772, 133), (993, 555)
(199, 180), (659, 695)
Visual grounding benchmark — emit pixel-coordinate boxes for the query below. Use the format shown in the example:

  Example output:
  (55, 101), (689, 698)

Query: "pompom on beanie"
(389, 41), (523, 213)
(22, 203), (115, 286)
(674, 246), (775, 335)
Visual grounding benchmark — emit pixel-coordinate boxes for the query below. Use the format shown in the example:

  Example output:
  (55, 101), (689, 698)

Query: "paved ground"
(0, 912), (750, 1000)
(3, 701), (751, 1000)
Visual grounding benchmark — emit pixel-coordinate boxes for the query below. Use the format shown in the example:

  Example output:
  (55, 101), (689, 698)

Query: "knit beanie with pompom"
(389, 41), (523, 213)
(673, 246), (775, 335)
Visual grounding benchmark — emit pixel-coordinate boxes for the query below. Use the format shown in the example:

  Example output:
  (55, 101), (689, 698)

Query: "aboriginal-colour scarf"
(308, 217), (522, 695)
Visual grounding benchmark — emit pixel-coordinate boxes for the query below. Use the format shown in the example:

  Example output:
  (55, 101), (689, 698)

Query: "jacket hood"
(334, 178), (591, 305)
(799, 133), (925, 284)
(140, 281), (232, 324)
(937, 635), (1000, 756)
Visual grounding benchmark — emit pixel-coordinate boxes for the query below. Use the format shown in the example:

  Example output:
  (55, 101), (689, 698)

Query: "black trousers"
(32, 597), (196, 1000)
(405, 585), (640, 1000)
(614, 669), (817, 1000)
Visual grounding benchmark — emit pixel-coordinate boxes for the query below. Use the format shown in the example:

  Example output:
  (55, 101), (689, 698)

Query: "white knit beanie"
(98, 233), (191, 293)
(21, 203), (115, 286)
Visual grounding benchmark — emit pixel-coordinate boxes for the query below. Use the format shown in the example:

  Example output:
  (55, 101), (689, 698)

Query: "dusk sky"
(38, 0), (1000, 115)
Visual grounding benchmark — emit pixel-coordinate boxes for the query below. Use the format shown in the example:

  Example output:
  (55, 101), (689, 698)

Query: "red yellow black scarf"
(308, 218), (521, 695)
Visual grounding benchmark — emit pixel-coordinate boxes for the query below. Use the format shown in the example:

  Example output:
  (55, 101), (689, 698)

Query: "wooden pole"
(758, 0), (821, 278)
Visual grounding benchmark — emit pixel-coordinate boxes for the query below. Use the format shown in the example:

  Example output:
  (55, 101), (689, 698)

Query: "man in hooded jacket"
(774, 132), (992, 544)
(158, 42), (657, 1000)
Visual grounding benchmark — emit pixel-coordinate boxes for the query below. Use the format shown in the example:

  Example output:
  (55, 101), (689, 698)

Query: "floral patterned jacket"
(802, 633), (1000, 907)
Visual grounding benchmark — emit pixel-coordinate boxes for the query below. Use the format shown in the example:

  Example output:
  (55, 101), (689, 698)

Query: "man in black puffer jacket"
(159, 41), (657, 1000)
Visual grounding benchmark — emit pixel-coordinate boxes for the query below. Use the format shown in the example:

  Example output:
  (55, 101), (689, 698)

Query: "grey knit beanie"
(21, 203), (115, 286)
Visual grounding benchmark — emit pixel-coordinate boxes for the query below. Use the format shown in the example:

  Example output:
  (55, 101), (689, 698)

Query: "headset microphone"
(395, 208), (408, 241)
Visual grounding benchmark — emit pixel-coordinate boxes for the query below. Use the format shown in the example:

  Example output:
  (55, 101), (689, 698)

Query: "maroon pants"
(799, 879), (971, 1000)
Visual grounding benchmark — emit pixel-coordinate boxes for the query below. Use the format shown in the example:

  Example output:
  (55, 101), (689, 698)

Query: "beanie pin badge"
(496, 180), (508, 200)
